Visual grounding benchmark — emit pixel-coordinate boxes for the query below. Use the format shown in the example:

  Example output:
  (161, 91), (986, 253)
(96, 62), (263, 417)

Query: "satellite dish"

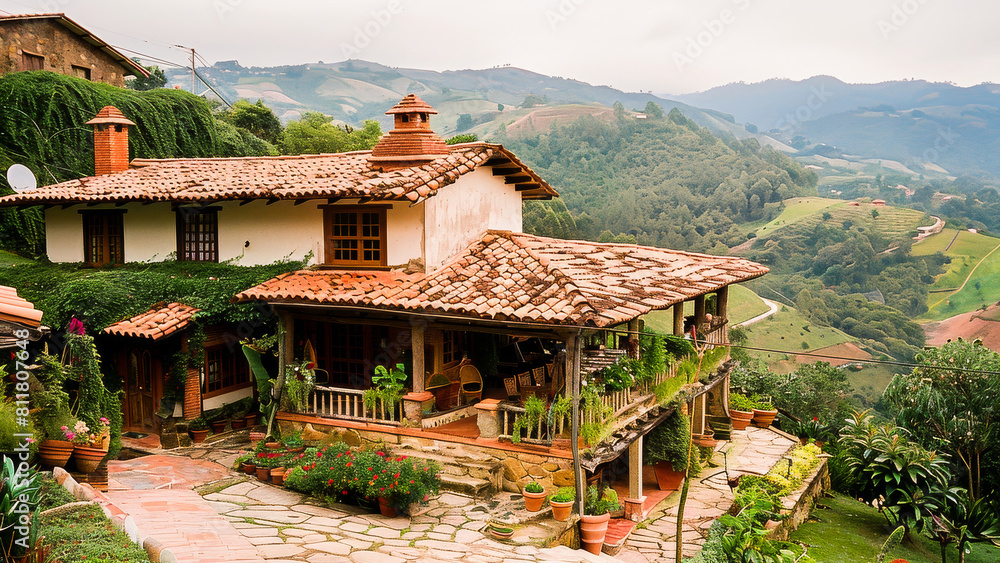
(6, 164), (37, 192)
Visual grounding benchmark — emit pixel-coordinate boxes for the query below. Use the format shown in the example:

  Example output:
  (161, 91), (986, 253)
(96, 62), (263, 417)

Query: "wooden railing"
(307, 385), (401, 425)
(497, 362), (682, 445)
(702, 321), (730, 347)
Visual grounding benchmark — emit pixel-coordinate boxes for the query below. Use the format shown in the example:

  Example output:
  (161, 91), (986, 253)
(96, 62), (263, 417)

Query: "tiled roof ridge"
(129, 149), (378, 166)
(103, 301), (200, 340)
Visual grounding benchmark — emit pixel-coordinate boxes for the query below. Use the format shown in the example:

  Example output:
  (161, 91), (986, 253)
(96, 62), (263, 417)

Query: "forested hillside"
(0, 72), (277, 254)
(506, 107), (818, 254)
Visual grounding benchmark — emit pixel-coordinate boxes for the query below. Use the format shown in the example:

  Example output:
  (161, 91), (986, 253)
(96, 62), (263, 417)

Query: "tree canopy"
(278, 112), (382, 155)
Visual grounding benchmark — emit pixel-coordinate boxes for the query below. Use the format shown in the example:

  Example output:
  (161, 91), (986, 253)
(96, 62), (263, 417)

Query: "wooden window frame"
(71, 64), (91, 80)
(80, 210), (125, 266)
(176, 206), (219, 263)
(203, 345), (251, 398)
(321, 205), (387, 268)
(21, 51), (43, 71)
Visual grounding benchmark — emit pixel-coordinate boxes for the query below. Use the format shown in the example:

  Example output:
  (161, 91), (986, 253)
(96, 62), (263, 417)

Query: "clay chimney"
(368, 94), (449, 171)
(86, 106), (135, 175)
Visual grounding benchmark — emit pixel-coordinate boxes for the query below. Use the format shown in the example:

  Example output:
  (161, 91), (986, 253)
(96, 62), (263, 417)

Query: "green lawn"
(0, 249), (34, 266)
(749, 198), (928, 242)
(740, 304), (854, 367)
(912, 229), (1000, 321)
(790, 493), (999, 563)
(644, 285), (770, 333)
(749, 197), (844, 238)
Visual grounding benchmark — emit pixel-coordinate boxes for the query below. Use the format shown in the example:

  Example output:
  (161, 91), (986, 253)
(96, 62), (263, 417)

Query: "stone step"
(390, 447), (502, 495)
(439, 473), (493, 498)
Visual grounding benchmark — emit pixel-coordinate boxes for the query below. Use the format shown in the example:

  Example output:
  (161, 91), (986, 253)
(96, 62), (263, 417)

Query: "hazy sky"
(1, 0), (996, 94)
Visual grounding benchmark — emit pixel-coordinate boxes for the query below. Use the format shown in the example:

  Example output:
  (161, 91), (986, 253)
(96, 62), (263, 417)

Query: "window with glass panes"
(176, 207), (219, 262)
(323, 206), (386, 267)
(82, 210), (124, 266)
(204, 347), (250, 396)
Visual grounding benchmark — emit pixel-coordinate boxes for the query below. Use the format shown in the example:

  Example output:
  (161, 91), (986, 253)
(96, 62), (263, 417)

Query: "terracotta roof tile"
(0, 144), (557, 206)
(236, 231), (769, 328)
(0, 286), (43, 327)
(103, 302), (199, 340)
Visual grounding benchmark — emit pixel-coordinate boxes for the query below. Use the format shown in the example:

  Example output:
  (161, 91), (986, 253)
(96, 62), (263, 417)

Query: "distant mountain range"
(168, 62), (1000, 178)
(165, 59), (784, 147)
(673, 76), (1000, 177)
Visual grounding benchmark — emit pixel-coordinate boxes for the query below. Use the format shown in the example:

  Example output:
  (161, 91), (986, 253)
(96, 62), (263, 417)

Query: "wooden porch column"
(564, 330), (585, 518)
(627, 318), (640, 359)
(628, 435), (643, 500)
(673, 303), (684, 337)
(717, 286), (730, 321)
(694, 295), (706, 340)
(411, 323), (426, 393)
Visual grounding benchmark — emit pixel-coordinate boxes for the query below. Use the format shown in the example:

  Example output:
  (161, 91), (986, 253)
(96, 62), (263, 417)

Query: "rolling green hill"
(912, 228), (1000, 320)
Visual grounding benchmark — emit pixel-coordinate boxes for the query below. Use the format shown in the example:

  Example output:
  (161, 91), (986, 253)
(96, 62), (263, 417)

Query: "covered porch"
(236, 230), (768, 514)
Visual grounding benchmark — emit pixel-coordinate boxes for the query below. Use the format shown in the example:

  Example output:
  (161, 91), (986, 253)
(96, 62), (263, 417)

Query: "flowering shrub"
(67, 421), (91, 446)
(283, 443), (440, 510)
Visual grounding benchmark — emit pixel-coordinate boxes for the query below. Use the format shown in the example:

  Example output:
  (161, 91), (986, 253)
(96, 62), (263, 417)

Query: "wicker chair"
(459, 364), (483, 404)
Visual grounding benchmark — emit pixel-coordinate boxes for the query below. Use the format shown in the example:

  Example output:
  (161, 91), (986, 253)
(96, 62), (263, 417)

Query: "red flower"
(410, 480), (414, 484)
(812, 417), (819, 421)
(346, 462), (352, 467)
(317, 452), (323, 458)
(306, 362), (316, 370)
(342, 490), (348, 495)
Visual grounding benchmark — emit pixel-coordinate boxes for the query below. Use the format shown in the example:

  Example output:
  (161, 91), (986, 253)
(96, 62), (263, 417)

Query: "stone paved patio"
(102, 426), (795, 563)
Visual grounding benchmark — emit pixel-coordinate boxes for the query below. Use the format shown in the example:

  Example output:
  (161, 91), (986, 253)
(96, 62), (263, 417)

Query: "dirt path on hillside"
(924, 303), (1000, 350)
(735, 298), (779, 327)
(927, 239), (1000, 310)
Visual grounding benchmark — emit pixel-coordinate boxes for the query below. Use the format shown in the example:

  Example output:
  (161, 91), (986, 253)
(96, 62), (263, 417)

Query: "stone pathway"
(105, 426), (795, 563)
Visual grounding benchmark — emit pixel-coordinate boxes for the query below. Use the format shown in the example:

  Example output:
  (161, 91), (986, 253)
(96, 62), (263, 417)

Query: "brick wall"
(183, 365), (201, 419)
(93, 123), (129, 175)
(0, 19), (132, 86)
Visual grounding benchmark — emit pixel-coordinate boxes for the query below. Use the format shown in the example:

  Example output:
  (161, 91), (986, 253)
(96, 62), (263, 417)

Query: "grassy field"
(643, 284), (770, 333)
(740, 303), (854, 368)
(0, 249), (34, 266)
(790, 493), (998, 562)
(749, 198), (929, 242)
(912, 229), (1000, 321)
(749, 197), (843, 238)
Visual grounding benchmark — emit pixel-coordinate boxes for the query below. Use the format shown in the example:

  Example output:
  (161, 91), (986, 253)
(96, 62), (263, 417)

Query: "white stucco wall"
(423, 166), (523, 270)
(123, 203), (174, 262)
(217, 200), (323, 266)
(44, 207), (84, 262)
(203, 387), (253, 411)
(44, 200), (427, 267)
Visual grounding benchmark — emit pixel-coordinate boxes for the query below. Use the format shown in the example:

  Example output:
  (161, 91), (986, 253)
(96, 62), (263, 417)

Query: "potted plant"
(751, 395), (778, 428)
(69, 420), (106, 474)
(580, 484), (622, 555)
(488, 522), (515, 540)
(254, 451), (282, 482)
(549, 487), (575, 521)
(282, 430), (305, 452)
(643, 408), (689, 491)
(32, 354), (75, 468)
(188, 417), (209, 443)
(283, 361), (317, 413)
(692, 426), (717, 448)
(234, 452), (255, 474)
(362, 363), (407, 422)
(207, 406), (229, 434)
(230, 399), (249, 429)
(728, 392), (755, 431)
(522, 481), (547, 512)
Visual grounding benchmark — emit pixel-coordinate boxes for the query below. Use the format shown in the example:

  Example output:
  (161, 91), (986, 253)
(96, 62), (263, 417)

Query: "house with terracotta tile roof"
(0, 13), (147, 86)
(1, 94), (770, 528)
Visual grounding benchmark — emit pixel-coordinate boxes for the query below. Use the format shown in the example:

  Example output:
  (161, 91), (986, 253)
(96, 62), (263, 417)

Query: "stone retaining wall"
(766, 458), (831, 541)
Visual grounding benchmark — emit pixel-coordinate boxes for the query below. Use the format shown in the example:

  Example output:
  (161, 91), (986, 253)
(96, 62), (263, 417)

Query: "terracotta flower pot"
(256, 465), (271, 482)
(190, 429), (209, 444)
(209, 420), (228, 434)
(692, 433), (718, 448)
(242, 462), (256, 475)
(245, 412), (260, 426)
(522, 489), (547, 512)
(580, 512), (611, 555)
(265, 441), (282, 450)
(378, 496), (397, 518)
(653, 460), (685, 491)
(73, 445), (107, 474)
(550, 499), (574, 521)
(729, 409), (754, 431)
(230, 418), (247, 429)
(752, 408), (778, 428)
(270, 467), (285, 486)
(489, 526), (514, 540)
(38, 439), (74, 468)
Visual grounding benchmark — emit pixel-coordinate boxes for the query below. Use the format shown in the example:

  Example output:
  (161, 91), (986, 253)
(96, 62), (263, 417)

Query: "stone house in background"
(0, 13), (147, 86)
